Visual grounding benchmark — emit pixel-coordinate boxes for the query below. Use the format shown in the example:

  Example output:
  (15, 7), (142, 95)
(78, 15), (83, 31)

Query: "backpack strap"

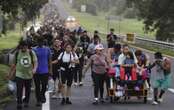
(29, 50), (34, 67)
(15, 51), (19, 65)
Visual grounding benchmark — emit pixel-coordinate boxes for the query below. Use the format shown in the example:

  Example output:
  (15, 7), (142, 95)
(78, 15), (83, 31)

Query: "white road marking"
(42, 91), (50, 110)
(168, 88), (174, 94)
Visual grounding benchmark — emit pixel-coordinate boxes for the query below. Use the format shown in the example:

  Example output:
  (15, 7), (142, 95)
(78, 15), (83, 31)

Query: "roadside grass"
(0, 64), (12, 109)
(63, 1), (155, 39)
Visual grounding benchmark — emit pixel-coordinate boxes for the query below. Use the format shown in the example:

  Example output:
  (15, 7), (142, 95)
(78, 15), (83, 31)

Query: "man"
(107, 28), (117, 48)
(7, 40), (37, 110)
(51, 39), (63, 98)
(33, 37), (52, 106)
(87, 35), (100, 58)
(80, 30), (91, 55)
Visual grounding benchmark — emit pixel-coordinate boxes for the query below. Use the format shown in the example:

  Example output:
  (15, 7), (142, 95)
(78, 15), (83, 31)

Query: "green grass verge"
(0, 64), (12, 109)
(63, 1), (155, 39)
(0, 31), (21, 51)
(132, 43), (174, 57)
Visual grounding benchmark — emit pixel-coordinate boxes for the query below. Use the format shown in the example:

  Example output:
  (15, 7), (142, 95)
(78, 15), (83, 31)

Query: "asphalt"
(3, 0), (174, 110)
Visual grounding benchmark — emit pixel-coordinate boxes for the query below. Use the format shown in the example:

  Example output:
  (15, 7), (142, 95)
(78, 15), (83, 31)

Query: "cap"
(95, 44), (104, 50)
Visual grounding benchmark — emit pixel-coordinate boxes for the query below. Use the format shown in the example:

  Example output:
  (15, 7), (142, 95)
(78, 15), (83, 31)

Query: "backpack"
(15, 50), (34, 66)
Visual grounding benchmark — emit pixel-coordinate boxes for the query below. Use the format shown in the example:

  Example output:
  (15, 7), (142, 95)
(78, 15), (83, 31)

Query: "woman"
(83, 44), (109, 105)
(53, 44), (79, 105)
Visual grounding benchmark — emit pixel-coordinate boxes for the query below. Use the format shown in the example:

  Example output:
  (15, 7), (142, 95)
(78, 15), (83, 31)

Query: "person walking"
(7, 40), (37, 110)
(33, 37), (52, 106)
(83, 44), (109, 105)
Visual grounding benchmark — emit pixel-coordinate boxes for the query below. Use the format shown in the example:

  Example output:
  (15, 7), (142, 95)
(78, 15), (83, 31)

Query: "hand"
(6, 74), (10, 80)
(49, 70), (53, 76)
(32, 69), (36, 75)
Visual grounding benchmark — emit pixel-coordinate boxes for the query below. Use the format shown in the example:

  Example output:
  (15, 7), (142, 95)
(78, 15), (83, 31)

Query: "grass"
(0, 64), (12, 109)
(0, 30), (21, 52)
(0, 26), (21, 109)
(132, 43), (174, 57)
(63, 1), (155, 39)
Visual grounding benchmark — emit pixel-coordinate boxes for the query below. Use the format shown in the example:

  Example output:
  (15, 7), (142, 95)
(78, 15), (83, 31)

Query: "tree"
(129, 0), (174, 41)
(0, 0), (48, 33)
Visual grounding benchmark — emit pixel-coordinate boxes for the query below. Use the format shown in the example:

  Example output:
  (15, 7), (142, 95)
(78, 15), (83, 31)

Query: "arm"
(32, 51), (38, 74)
(7, 64), (16, 80)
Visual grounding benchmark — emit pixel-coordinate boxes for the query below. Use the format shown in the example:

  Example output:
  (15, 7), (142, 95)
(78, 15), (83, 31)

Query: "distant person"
(107, 28), (117, 48)
(33, 37), (52, 106)
(7, 40), (37, 110)
(51, 39), (63, 99)
(80, 30), (91, 55)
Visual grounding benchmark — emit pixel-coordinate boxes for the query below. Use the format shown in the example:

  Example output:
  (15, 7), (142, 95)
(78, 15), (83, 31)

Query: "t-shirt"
(90, 54), (107, 74)
(33, 46), (51, 74)
(124, 58), (135, 65)
(15, 50), (37, 79)
(87, 43), (97, 55)
(51, 47), (63, 72)
(58, 51), (78, 69)
(118, 53), (126, 65)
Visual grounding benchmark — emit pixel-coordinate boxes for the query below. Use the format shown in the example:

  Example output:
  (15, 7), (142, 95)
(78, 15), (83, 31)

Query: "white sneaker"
(74, 83), (78, 86)
(58, 92), (62, 99)
(51, 94), (58, 99)
(158, 98), (163, 103)
(79, 82), (83, 86)
(152, 101), (158, 105)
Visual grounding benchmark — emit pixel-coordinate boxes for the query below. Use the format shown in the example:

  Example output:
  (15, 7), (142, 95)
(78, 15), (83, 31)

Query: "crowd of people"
(6, 15), (172, 110)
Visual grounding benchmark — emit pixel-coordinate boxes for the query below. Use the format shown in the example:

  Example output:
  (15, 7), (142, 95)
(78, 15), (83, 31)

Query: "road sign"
(81, 5), (86, 12)
(126, 33), (135, 44)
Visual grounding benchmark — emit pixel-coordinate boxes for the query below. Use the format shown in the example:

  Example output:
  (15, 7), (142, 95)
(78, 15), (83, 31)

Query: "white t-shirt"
(118, 53), (126, 65)
(58, 51), (78, 68)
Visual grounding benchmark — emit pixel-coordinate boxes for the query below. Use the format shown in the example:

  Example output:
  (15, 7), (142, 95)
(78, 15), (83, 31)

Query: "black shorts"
(61, 69), (73, 87)
(52, 72), (60, 81)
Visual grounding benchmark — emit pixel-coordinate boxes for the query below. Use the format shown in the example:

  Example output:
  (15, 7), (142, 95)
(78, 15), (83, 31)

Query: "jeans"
(93, 72), (105, 98)
(34, 73), (49, 102)
(16, 77), (32, 105)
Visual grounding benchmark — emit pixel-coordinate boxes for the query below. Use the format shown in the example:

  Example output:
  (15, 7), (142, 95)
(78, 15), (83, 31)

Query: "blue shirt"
(124, 58), (135, 65)
(33, 46), (51, 74)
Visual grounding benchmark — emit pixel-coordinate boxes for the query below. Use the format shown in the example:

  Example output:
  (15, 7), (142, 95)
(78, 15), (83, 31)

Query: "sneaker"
(152, 101), (158, 105)
(92, 98), (99, 105)
(100, 98), (105, 103)
(79, 82), (83, 86)
(17, 104), (22, 110)
(74, 83), (78, 86)
(51, 94), (58, 99)
(66, 98), (72, 104)
(24, 103), (29, 108)
(158, 98), (163, 103)
(61, 98), (66, 105)
(41, 98), (46, 103)
(36, 102), (41, 107)
(58, 92), (63, 99)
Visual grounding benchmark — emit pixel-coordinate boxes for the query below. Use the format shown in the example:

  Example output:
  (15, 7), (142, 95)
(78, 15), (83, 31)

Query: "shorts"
(52, 72), (60, 81)
(61, 69), (73, 87)
(153, 74), (172, 90)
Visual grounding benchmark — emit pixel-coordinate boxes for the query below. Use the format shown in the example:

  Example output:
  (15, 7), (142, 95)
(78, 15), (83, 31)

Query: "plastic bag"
(48, 77), (55, 92)
(7, 80), (16, 94)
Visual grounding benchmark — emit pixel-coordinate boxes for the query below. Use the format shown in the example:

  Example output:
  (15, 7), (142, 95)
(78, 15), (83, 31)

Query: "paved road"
(4, 69), (174, 110)
(52, 0), (69, 20)
(3, 0), (174, 110)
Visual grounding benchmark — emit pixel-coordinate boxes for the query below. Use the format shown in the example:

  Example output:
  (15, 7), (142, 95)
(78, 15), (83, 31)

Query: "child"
(123, 51), (135, 80)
